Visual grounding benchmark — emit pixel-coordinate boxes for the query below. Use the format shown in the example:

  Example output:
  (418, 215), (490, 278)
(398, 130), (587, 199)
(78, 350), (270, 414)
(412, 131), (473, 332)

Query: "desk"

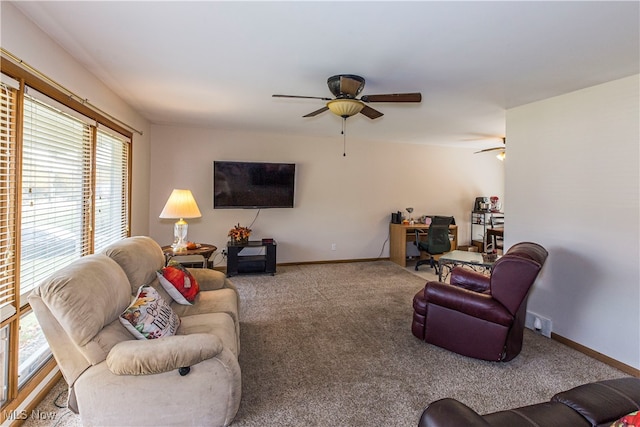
(389, 223), (458, 267)
(161, 244), (217, 268)
(438, 250), (498, 281)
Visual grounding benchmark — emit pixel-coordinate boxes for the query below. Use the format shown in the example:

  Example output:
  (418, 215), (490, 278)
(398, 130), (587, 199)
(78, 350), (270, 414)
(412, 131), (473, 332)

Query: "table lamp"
(159, 189), (202, 252)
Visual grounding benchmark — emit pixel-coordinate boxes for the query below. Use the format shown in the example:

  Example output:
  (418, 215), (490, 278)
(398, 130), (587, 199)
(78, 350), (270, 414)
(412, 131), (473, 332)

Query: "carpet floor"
(24, 261), (627, 426)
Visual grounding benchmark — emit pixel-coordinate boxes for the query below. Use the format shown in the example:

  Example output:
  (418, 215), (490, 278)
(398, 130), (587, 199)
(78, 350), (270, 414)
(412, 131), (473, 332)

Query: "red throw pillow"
(611, 411), (640, 427)
(156, 262), (200, 305)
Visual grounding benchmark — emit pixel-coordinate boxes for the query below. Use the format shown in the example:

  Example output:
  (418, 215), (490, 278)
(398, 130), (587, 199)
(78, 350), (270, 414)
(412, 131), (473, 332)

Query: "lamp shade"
(159, 189), (202, 219)
(327, 99), (365, 118)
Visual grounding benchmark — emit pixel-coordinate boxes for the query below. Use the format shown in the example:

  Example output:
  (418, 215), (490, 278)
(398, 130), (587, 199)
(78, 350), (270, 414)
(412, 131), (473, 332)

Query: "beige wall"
(149, 125), (504, 264)
(506, 75), (640, 369)
(1, 2), (152, 236)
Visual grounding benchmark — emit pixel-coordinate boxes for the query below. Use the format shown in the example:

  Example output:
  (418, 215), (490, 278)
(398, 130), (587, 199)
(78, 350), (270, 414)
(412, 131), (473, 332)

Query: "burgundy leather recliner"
(412, 242), (548, 361)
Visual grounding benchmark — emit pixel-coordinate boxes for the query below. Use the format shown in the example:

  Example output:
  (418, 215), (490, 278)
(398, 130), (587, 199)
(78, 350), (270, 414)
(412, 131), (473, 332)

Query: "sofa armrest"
(424, 282), (513, 326)
(419, 398), (491, 427)
(450, 267), (490, 293)
(188, 268), (237, 292)
(551, 378), (640, 426)
(106, 333), (222, 375)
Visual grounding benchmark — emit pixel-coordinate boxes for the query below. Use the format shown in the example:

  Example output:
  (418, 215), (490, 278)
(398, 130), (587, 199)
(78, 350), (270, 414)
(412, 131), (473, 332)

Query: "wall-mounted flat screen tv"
(214, 161), (296, 209)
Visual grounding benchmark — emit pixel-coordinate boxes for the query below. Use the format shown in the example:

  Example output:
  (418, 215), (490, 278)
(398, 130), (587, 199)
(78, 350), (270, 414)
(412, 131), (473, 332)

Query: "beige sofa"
(29, 236), (241, 426)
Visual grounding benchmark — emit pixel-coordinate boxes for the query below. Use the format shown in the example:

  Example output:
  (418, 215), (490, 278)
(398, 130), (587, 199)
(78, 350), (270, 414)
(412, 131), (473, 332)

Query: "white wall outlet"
(525, 311), (552, 337)
(331, 243), (336, 251)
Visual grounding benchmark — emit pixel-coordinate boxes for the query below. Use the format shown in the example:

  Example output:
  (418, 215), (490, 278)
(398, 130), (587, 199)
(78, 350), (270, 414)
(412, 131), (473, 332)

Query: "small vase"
(231, 237), (248, 245)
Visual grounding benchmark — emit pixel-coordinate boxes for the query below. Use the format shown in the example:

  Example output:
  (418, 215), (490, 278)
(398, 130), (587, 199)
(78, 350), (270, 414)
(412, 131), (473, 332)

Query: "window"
(0, 326), (8, 405)
(94, 129), (130, 252)
(17, 311), (48, 388)
(20, 95), (90, 296)
(0, 82), (17, 326)
(0, 64), (132, 419)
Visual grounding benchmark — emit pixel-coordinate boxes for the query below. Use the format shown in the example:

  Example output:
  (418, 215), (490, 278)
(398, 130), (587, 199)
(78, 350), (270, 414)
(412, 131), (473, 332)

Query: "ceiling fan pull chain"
(342, 117), (347, 156)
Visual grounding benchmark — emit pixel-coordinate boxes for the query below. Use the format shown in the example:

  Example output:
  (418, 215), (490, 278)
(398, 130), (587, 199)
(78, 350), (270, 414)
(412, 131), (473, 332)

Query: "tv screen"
(214, 161), (296, 209)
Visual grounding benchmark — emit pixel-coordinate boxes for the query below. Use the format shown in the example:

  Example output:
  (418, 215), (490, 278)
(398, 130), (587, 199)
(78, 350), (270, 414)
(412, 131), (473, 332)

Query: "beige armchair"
(29, 236), (241, 426)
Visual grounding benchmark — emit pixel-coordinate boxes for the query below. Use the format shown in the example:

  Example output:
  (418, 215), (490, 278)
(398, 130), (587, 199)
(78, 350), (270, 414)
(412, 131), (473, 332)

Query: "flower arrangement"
(228, 223), (251, 243)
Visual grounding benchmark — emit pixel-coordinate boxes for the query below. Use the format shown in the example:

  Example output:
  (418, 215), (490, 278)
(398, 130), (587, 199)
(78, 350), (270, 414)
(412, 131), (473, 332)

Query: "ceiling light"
(326, 99), (364, 118)
(496, 151), (506, 161)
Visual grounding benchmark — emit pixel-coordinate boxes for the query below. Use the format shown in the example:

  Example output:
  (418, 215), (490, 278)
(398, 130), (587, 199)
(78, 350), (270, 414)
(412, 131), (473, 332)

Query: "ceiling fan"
(272, 74), (422, 119)
(474, 137), (506, 160)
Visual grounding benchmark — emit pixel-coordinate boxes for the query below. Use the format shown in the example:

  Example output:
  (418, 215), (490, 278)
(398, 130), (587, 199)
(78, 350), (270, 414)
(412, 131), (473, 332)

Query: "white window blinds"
(20, 95), (91, 297)
(0, 83), (17, 322)
(94, 129), (130, 253)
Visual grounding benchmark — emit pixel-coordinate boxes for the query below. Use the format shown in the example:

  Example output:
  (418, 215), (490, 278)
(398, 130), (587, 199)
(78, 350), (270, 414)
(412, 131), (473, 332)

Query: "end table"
(161, 243), (217, 268)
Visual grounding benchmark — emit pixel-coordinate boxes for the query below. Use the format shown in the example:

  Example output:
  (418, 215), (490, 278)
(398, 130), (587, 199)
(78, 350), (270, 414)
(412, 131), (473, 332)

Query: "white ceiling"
(12, 1), (640, 149)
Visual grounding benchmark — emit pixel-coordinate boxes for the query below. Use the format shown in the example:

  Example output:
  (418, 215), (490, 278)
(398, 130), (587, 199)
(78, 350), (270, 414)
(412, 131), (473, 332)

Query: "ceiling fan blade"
(461, 134), (505, 142)
(273, 94), (332, 101)
(361, 93), (422, 103)
(474, 147), (505, 154)
(303, 106), (329, 117)
(360, 105), (384, 119)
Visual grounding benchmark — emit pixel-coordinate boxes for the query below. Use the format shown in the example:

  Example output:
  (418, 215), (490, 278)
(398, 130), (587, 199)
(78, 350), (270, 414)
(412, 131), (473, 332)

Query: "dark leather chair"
(412, 242), (548, 361)
(415, 216), (454, 274)
(419, 377), (640, 427)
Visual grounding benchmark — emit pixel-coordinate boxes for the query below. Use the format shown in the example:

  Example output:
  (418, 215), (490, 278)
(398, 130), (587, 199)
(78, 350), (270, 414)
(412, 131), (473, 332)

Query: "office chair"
(415, 216), (454, 273)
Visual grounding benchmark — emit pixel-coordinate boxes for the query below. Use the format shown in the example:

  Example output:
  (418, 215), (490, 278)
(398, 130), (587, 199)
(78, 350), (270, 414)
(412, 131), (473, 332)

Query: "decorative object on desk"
(490, 196), (501, 212)
(391, 212), (402, 224)
(406, 207), (414, 224)
(228, 223), (251, 244)
(159, 189), (202, 252)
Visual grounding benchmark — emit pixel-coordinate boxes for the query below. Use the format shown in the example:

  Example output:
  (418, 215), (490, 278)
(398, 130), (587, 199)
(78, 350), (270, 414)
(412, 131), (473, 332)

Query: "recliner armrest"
(450, 267), (490, 293)
(424, 282), (513, 326)
(106, 333), (223, 375)
(419, 398), (491, 427)
(551, 378), (640, 426)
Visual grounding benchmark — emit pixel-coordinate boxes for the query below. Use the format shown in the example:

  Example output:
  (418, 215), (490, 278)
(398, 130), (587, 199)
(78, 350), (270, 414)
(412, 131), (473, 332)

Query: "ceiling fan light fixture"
(327, 99), (364, 118)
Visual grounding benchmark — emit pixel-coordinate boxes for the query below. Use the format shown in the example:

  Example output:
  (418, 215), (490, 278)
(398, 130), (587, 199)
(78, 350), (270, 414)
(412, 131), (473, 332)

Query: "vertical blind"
(0, 83), (17, 323)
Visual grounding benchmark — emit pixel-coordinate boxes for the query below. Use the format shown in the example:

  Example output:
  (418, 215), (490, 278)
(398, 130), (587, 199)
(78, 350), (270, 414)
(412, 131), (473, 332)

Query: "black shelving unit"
(226, 240), (276, 277)
(471, 211), (504, 252)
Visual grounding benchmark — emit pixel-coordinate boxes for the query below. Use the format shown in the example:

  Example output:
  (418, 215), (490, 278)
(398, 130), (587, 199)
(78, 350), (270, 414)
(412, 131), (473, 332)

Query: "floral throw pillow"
(120, 285), (180, 339)
(156, 262), (200, 305)
(611, 411), (640, 427)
